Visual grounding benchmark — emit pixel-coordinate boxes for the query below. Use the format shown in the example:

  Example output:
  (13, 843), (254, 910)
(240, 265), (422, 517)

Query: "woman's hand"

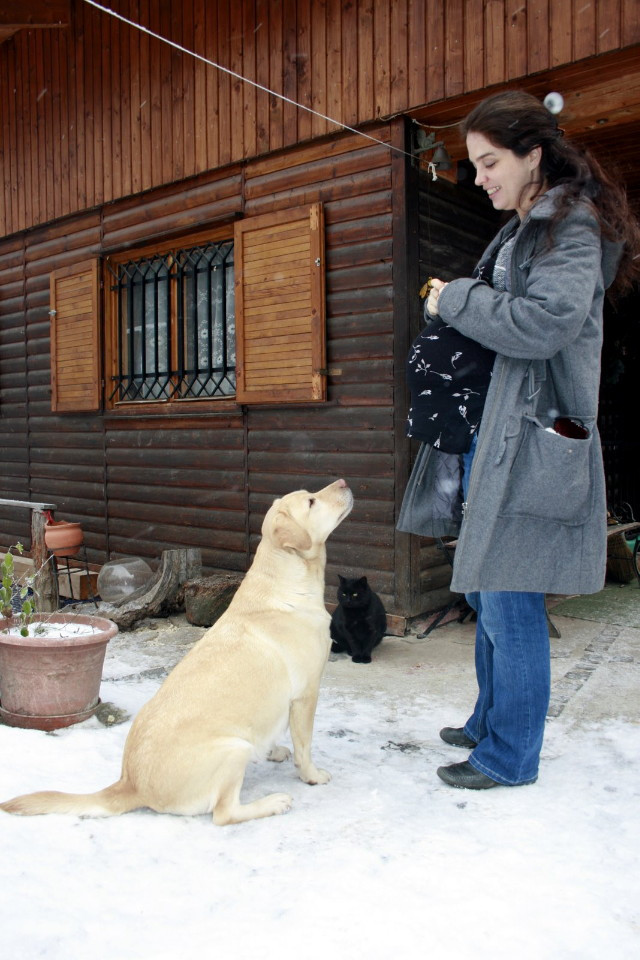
(426, 278), (448, 316)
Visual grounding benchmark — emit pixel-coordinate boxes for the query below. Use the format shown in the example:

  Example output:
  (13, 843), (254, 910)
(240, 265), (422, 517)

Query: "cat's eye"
(308, 498), (315, 507)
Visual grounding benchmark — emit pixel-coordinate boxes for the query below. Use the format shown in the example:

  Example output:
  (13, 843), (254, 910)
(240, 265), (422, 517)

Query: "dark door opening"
(599, 289), (640, 522)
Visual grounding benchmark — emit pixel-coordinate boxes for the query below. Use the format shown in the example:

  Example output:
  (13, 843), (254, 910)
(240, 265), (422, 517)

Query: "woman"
(410, 90), (640, 790)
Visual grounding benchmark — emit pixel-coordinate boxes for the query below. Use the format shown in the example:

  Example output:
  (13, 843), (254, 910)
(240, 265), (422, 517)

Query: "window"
(107, 238), (235, 403)
(49, 203), (327, 413)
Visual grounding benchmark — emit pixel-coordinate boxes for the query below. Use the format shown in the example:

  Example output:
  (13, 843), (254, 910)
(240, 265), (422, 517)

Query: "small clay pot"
(44, 520), (84, 557)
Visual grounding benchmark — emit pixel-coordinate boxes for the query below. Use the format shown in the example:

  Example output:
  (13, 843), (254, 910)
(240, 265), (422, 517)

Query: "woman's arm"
(436, 206), (602, 360)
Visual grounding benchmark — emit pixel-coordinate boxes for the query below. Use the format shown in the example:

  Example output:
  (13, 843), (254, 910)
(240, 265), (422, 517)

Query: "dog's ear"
(272, 509), (313, 553)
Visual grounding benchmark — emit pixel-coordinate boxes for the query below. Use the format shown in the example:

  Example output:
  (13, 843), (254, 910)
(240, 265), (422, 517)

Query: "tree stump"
(97, 548), (202, 629)
(183, 573), (243, 627)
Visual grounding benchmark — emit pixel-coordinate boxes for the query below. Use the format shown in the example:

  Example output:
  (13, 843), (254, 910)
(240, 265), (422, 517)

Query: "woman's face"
(466, 130), (543, 219)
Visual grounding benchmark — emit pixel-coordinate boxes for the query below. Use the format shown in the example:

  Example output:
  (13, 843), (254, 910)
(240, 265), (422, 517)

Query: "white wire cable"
(82, 0), (419, 161)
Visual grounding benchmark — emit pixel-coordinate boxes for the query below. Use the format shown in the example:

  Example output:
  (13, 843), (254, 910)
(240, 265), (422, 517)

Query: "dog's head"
(262, 479), (353, 556)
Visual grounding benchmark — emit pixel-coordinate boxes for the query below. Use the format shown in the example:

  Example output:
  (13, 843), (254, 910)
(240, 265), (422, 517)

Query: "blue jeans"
(460, 434), (550, 785)
(463, 591), (550, 784)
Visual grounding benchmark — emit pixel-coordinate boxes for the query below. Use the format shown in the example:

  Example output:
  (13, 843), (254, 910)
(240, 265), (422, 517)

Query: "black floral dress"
(405, 318), (496, 454)
(405, 228), (519, 454)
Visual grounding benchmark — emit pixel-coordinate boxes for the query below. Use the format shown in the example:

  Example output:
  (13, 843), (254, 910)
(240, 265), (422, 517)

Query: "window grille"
(108, 241), (235, 402)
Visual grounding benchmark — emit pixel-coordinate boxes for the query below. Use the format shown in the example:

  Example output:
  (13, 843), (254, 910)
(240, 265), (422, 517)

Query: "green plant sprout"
(1, 543), (35, 637)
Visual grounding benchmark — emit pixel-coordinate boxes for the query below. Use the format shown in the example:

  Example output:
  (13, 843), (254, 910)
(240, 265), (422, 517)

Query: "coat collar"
(526, 184), (567, 220)
(487, 185), (622, 291)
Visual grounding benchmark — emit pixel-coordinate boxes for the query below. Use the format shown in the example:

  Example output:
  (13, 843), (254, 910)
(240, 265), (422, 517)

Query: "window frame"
(104, 224), (237, 414)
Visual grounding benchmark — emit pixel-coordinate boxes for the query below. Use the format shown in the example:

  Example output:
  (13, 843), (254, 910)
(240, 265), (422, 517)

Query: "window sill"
(105, 399), (242, 420)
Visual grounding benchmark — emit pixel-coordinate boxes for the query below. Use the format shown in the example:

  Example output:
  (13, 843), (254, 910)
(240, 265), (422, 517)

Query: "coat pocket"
(499, 419), (593, 526)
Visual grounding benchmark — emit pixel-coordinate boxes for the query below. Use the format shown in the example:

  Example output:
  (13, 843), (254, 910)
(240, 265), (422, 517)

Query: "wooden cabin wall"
(0, 125), (407, 611)
(99, 167), (247, 572)
(243, 129), (397, 600)
(413, 170), (500, 613)
(0, 212), (107, 552)
(0, 236), (30, 542)
(1, 0), (639, 238)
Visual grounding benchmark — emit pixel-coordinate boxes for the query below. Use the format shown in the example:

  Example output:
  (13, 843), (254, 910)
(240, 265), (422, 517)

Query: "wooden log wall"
(11, 212), (105, 554)
(0, 125), (406, 610)
(1, 0), (639, 238)
(413, 171), (499, 613)
(0, 236), (30, 543)
(243, 130), (397, 601)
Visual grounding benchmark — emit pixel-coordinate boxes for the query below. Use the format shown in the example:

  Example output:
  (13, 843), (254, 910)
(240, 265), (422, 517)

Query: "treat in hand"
(419, 278), (434, 299)
(426, 277), (448, 316)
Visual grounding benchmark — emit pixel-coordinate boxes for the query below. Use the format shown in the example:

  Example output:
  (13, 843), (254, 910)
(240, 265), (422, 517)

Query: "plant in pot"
(0, 544), (118, 731)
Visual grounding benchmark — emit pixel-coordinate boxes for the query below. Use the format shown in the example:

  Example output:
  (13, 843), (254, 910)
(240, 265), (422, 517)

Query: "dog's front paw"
(270, 793), (293, 816)
(301, 766), (331, 785)
(268, 745), (292, 763)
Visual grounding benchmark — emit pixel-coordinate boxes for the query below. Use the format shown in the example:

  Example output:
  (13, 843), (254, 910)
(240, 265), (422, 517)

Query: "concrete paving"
(98, 581), (640, 734)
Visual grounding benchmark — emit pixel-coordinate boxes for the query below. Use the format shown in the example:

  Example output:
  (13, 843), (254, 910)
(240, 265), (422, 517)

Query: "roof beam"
(0, 2), (69, 28)
(409, 47), (640, 163)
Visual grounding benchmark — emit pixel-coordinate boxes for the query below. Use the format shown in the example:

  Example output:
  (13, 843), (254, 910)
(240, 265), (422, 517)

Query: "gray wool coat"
(401, 188), (622, 596)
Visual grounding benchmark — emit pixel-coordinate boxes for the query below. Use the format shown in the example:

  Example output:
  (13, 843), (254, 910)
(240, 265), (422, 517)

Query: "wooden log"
(31, 508), (58, 613)
(97, 548), (202, 629)
(183, 573), (243, 627)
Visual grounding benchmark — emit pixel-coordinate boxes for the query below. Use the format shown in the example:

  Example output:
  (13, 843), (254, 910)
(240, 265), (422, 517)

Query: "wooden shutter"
(234, 203), (326, 404)
(49, 259), (101, 412)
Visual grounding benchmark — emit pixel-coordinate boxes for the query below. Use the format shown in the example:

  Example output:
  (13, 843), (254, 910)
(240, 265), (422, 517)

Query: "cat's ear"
(358, 576), (368, 586)
(338, 574), (346, 585)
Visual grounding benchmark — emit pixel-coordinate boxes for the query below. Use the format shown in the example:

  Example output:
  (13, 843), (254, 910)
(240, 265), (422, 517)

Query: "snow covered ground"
(1, 616), (638, 960)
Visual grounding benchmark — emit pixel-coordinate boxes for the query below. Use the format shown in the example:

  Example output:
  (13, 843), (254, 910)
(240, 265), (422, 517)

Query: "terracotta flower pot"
(44, 519), (84, 558)
(0, 613), (118, 731)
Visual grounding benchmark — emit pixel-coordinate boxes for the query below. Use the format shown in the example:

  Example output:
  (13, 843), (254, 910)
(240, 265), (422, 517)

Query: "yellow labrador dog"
(1, 479), (353, 825)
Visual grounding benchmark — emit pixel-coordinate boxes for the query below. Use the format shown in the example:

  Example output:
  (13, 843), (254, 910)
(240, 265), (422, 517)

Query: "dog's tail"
(0, 780), (140, 817)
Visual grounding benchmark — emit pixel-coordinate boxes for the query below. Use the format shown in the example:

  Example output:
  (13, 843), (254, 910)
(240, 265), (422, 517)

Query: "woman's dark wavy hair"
(461, 90), (640, 299)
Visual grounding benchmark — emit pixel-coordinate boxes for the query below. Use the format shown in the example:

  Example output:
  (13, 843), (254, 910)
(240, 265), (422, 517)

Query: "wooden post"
(31, 510), (58, 613)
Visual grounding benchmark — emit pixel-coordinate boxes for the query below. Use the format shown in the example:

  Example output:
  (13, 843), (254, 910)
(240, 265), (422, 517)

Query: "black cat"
(330, 575), (387, 664)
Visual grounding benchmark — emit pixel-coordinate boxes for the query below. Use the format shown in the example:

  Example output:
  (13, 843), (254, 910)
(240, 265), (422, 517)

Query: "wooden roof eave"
(0, 0), (70, 44)
(407, 45), (640, 167)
